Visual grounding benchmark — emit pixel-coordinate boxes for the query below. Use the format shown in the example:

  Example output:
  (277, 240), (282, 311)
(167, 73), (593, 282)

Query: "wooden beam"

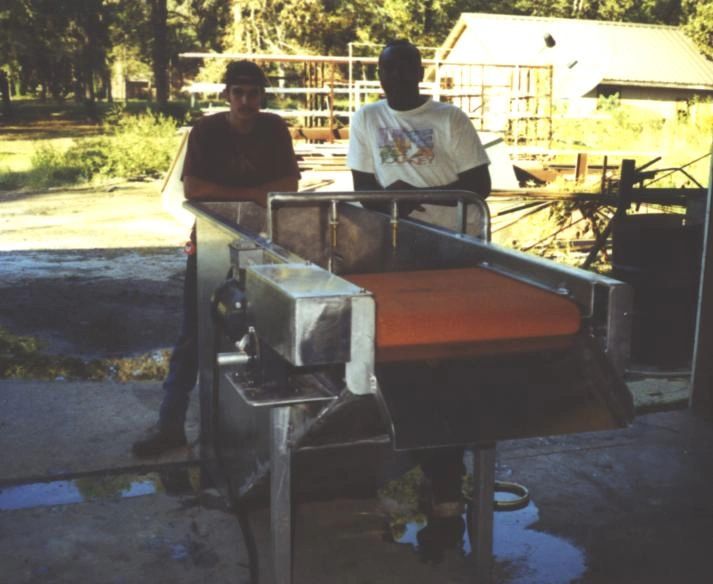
(178, 51), (551, 70)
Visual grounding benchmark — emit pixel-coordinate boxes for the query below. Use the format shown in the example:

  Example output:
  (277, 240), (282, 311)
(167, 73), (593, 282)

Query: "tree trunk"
(87, 69), (96, 103)
(85, 69), (97, 118)
(106, 70), (113, 103)
(0, 70), (11, 115)
(151, 0), (169, 109)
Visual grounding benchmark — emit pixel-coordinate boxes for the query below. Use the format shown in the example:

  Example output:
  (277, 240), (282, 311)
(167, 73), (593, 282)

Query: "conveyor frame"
(187, 191), (633, 584)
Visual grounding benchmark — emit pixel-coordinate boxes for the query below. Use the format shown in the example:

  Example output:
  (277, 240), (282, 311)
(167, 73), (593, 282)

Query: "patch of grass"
(552, 97), (713, 187)
(0, 325), (169, 382)
(500, 98), (712, 266)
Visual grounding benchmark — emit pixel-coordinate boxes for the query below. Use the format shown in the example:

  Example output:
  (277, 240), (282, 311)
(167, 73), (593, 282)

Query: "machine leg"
(270, 406), (293, 584)
(471, 443), (496, 583)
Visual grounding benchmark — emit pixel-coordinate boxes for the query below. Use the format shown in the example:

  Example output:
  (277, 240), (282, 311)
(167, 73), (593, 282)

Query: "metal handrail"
(266, 190), (491, 243)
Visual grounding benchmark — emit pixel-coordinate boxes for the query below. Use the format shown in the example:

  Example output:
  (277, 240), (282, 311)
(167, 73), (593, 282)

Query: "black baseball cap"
(223, 60), (268, 87)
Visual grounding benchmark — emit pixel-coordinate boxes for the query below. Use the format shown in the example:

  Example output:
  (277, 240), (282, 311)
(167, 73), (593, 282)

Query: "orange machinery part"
(346, 267), (581, 362)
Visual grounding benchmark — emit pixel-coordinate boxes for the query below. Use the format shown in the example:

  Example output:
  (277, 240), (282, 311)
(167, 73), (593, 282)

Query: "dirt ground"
(0, 181), (189, 360)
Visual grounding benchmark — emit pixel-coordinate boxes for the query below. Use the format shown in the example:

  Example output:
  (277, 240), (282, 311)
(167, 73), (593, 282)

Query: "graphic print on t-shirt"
(378, 127), (434, 166)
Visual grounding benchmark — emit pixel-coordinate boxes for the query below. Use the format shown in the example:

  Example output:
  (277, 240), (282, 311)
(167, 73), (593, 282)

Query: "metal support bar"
(691, 144), (713, 416)
(270, 406), (293, 584)
(456, 199), (468, 234)
(328, 199), (339, 272)
(390, 200), (399, 248)
(471, 444), (496, 584)
(266, 190), (490, 242)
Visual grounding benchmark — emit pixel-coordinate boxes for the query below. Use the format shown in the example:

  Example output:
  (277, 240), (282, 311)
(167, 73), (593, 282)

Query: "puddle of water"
(493, 502), (586, 584)
(0, 473), (164, 511)
(392, 500), (586, 583)
(0, 249), (184, 282)
(0, 480), (85, 510)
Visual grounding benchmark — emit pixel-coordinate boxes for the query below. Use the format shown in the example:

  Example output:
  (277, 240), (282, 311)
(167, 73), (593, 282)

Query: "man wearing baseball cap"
(133, 60), (300, 457)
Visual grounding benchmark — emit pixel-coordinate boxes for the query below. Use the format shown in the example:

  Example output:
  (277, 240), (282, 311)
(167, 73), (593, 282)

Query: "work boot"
(419, 475), (466, 519)
(416, 515), (466, 564)
(132, 425), (187, 458)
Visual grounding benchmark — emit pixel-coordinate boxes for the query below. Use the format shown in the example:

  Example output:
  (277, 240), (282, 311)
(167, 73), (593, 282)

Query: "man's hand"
(385, 180), (425, 214)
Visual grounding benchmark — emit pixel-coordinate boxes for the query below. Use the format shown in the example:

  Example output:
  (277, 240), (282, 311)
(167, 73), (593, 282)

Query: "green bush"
(26, 144), (84, 187)
(102, 112), (178, 179)
(553, 98), (712, 188)
(61, 138), (112, 179)
(5, 110), (180, 188)
(0, 169), (23, 190)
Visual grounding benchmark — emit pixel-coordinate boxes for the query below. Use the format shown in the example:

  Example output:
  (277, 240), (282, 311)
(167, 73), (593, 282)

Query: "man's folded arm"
(351, 165), (490, 216)
(353, 166), (490, 199)
(184, 175), (299, 207)
(451, 164), (491, 199)
(351, 170), (381, 191)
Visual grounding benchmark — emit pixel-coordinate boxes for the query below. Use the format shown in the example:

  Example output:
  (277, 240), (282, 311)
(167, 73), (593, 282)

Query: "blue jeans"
(159, 253), (198, 432)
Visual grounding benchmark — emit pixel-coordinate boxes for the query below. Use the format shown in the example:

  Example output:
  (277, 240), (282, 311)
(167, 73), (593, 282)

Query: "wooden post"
(575, 153), (589, 184)
(328, 64), (335, 142)
(618, 159), (636, 211)
(601, 155), (609, 193)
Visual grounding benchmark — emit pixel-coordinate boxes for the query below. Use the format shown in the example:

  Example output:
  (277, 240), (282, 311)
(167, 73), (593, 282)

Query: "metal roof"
(440, 13), (713, 92)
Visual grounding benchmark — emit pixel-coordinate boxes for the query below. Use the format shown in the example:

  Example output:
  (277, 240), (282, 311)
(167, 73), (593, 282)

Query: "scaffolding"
(180, 50), (553, 148)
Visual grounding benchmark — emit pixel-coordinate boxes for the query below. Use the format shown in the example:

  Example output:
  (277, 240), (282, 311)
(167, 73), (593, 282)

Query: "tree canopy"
(1, 0), (711, 107)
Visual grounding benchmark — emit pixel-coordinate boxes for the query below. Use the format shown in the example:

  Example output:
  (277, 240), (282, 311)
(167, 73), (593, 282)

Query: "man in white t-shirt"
(347, 40), (491, 549)
(348, 39), (491, 205)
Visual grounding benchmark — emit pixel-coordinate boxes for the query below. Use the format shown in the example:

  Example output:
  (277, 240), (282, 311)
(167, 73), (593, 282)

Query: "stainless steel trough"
(186, 191), (634, 584)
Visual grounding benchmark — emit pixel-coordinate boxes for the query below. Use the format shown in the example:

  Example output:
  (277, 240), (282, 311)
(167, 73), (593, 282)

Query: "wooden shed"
(438, 13), (713, 118)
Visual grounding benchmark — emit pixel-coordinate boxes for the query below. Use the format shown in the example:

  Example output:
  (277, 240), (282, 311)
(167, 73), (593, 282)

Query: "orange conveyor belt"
(346, 267), (582, 362)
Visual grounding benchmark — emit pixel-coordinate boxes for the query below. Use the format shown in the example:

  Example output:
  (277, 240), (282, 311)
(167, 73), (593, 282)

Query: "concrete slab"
(244, 498), (477, 584)
(494, 410), (713, 583)
(0, 481), (249, 584)
(0, 380), (199, 484)
(227, 409), (713, 584)
(2, 376), (713, 583)
(627, 377), (690, 412)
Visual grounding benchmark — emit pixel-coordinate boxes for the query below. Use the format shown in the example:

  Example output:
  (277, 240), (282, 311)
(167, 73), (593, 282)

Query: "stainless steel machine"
(186, 191), (634, 584)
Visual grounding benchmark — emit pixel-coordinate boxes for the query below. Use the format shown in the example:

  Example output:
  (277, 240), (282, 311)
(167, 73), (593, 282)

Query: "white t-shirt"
(347, 98), (490, 188)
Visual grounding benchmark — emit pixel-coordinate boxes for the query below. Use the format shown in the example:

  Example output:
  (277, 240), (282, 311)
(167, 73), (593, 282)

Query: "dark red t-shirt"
(181, 111), (300, 244)
(182, 111), (300, 188)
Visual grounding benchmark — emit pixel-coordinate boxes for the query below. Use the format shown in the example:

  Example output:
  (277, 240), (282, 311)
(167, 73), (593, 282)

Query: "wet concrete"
(2, 378), (713, 583)
(0, 248), (185, 358)
(496, 410), (713, 583)
(0, 380), (198, 483)
(0, 473), (249, 584)
(216, 408), (713, 584)
(0, 471), (177, 511)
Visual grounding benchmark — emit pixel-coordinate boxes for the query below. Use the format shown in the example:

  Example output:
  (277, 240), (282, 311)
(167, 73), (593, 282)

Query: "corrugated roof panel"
(447, 13), (713, 91)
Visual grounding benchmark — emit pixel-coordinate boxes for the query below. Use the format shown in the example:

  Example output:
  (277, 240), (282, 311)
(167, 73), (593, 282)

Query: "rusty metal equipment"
(186, 191), (634, 584)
